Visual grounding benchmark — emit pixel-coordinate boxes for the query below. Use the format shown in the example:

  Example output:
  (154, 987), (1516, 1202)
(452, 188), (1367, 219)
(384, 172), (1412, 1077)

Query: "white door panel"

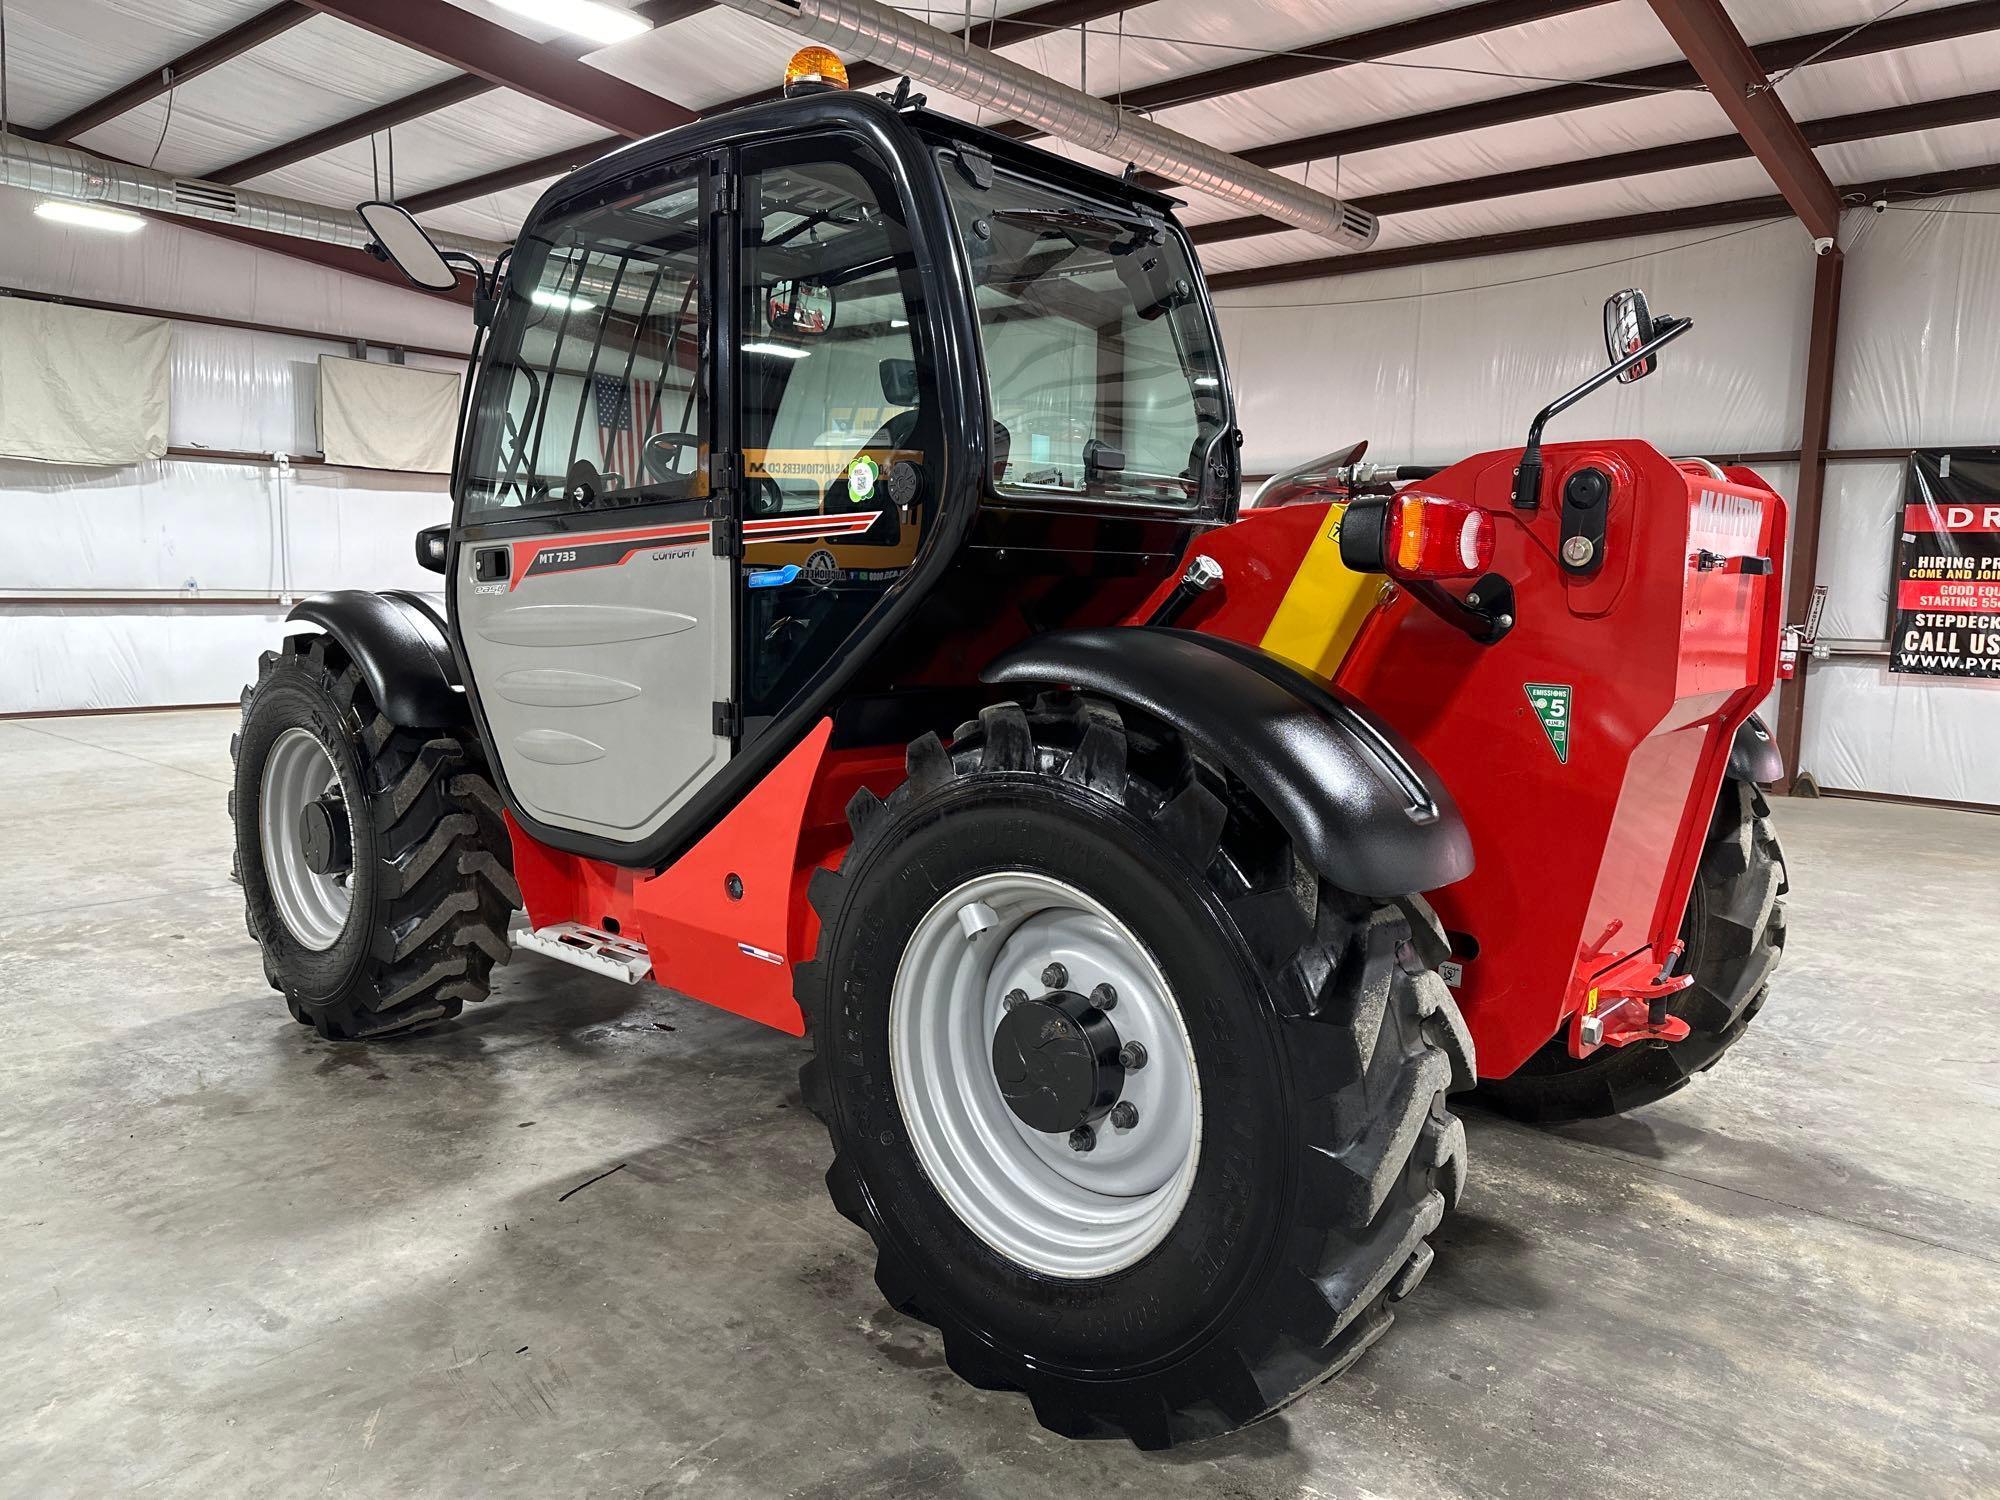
(457, 520), (730, 843)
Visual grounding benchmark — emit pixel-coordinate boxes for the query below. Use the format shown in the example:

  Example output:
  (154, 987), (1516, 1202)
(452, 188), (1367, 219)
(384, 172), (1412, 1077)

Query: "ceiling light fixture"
(741, 341), (810, 359)
(34, 200), (145, 234)
(531, 287), (598, 313)
(490, 0), (651, 46)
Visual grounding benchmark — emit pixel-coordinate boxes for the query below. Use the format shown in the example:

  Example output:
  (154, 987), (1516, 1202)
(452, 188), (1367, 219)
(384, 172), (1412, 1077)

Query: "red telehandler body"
(230, 77), (1788, 1448)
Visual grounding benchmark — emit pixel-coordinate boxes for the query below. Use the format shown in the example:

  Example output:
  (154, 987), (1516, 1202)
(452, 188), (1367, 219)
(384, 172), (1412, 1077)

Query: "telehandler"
(231, 54), (1787, 1448)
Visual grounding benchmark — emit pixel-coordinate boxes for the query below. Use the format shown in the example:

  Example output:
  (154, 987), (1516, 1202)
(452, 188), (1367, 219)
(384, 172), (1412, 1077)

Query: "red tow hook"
(1567, 942), (1694, 1058)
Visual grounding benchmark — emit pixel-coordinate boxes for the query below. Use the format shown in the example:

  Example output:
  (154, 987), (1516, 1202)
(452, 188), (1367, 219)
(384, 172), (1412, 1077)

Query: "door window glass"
(461, 172), (705, 519)
(736, 139), (933, 724)
(738, 154), (928, 522)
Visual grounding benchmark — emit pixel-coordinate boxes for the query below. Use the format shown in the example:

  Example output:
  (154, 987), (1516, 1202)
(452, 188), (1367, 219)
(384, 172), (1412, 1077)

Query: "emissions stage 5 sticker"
(1524, 682), (1572, 764)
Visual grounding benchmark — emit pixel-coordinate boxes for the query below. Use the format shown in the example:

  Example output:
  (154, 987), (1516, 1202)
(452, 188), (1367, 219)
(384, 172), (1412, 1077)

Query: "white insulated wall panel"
(1216, 217), (1816, 476)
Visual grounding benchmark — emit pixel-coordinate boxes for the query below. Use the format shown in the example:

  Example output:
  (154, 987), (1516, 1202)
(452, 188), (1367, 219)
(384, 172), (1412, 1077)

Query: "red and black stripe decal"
(504, 512), (886, 590)
(509, 523), (707, 589)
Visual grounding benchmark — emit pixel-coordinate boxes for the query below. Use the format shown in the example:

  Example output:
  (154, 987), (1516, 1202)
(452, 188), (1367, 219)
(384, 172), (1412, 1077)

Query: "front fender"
(1729, 712), (1783, 785)
(286, 589), (465, 728)
(983, 627), (1472, 899)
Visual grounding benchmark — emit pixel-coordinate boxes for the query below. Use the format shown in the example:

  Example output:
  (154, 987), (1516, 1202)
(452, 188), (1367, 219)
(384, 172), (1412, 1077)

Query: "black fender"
(286, 589), (466, 728)
(983, 627), (1473, 899)
(1728, 712), (1783, 785)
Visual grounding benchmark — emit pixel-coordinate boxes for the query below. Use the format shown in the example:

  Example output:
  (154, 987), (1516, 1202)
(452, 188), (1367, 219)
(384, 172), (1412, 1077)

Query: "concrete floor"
(0, 708), (1994, 1499)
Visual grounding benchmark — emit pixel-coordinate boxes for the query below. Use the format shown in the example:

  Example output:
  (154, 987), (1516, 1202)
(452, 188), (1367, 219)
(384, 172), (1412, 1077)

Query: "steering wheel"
(747, 477), (786, 516)
(641, 431), (702, 490)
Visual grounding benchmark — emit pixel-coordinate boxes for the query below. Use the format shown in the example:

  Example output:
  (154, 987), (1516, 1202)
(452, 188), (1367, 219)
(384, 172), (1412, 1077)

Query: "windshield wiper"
(990, 206), (1161, 250)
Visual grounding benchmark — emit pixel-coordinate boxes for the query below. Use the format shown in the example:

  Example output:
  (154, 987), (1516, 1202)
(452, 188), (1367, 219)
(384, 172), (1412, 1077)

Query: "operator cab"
(366, 54), (1237, 867)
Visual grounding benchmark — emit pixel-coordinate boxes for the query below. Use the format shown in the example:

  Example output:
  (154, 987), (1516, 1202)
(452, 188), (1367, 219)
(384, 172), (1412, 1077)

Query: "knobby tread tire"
(231, 633), (519, 1040)
(1475, 777), (1787, 1122)
(796, 693), (1474, 1448)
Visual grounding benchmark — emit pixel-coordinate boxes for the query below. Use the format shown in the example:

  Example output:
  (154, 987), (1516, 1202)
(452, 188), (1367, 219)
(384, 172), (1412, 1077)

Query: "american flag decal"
(593, 373), (656, 482)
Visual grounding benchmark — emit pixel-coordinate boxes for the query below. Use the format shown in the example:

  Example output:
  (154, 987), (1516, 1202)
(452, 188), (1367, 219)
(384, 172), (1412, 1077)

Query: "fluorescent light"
(742, 341), (810, 359)
(490, 0), (649, 45)
(890, 319), (909, 329)
(1193, 376), (1220, 388)
(35, 201), (144, 235)
(531, 287), (598, 313)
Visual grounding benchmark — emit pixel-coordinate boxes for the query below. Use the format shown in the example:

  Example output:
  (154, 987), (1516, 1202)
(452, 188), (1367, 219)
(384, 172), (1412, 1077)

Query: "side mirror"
(415, 524), (448, 575)
(359, 200), (460, 293)
(1603, 289), (1658, 384)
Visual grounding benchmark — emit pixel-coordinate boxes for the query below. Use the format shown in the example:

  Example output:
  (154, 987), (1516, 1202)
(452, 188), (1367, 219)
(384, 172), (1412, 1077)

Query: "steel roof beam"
(396, 0), (1130, 217)
(29, 2), (312, 144)
(1191, 85), (2000, 246)
(296, 0), (696, 139)
(1644, 0), (1839, 239)
(209, 1), (714, 183)
(987, 0), (1616, 144)
(1204, 158), (2000, 292)
(1148, 0), (2000, 195)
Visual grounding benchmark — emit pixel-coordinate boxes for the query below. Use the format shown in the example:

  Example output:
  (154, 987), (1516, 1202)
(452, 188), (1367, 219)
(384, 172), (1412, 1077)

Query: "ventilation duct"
(0, 133), (508, 260)
(713, 0), (1378, 249)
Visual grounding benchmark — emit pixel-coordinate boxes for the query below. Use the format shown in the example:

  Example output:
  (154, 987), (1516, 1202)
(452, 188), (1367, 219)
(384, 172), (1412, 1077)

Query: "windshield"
(459, 170), (707, 519)
(940, 153), (1230, 507)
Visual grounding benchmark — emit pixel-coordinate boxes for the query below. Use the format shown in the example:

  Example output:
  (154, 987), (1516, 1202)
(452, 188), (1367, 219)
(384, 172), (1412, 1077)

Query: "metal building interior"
(0, 1), (1994, 1495)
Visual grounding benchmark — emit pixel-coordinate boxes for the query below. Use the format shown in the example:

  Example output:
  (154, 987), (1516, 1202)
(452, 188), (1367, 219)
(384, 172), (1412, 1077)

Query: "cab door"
(451, 153), (735, 849)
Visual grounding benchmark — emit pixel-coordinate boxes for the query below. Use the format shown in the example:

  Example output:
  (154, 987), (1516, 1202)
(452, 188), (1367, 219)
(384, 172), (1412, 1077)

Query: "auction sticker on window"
(847, 455), (879, 502)
(1893, 450), (2000, 679)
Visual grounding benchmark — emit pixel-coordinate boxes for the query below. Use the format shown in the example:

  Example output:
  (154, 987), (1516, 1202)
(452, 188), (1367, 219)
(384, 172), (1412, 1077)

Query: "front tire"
(1476, 777), (1787, 1122)
(230, 634), (520, 1039)
(797, 695), (1473, 1448)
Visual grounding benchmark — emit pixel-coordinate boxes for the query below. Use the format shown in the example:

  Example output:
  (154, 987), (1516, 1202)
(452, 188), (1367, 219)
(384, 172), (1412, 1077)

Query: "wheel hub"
(890, 873), (1202, 1279)
(990, 989), (1124, 1134)
(258, 726), (354, 951)
(297, 794), (352, 876)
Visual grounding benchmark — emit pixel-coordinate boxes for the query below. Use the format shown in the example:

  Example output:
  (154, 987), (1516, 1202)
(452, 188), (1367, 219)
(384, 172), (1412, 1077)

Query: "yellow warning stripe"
(1256, 505), (1382, 678)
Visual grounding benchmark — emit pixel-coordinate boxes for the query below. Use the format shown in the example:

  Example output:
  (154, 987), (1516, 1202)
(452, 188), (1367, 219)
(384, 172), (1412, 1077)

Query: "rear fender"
(285, 589), (466, 728)
(982, 627), (1472, 899)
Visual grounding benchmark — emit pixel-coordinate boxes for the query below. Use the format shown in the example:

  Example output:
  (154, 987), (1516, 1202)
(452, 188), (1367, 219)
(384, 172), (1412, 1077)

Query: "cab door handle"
(474, 547), (510, 582)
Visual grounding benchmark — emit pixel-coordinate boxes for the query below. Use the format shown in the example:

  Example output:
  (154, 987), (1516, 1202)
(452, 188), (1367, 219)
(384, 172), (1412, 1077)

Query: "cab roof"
(520, 87), (1183, 242)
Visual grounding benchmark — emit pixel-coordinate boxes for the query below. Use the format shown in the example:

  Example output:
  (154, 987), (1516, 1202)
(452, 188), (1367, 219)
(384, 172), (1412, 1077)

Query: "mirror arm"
(1511, 315), (1694, 510)
(438, 250), (500, 326)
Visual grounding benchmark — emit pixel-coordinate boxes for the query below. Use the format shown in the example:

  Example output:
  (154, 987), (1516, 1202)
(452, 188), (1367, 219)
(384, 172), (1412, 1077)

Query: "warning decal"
(1524, 682), (1572, 765)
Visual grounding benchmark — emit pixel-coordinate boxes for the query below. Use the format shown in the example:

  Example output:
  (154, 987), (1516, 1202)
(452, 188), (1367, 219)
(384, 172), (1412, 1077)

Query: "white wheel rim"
(890, 871), (1202, 1279)
(259, 726), (353, 951)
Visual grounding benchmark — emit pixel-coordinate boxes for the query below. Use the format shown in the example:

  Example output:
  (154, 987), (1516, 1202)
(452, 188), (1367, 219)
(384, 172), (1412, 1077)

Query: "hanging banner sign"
(1891, 450), (2000, 678)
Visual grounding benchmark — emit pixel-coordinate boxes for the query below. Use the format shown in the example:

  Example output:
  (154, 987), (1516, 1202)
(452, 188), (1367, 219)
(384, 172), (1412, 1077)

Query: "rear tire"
(1476, 777), (1786, 1122)
(230, 634), (520, 1040)
(797, 694), (1474, 1448)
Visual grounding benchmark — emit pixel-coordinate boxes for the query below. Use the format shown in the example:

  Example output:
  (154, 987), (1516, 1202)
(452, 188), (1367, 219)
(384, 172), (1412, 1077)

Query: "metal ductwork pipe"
(715, 0), (1378, 249)
(0, 132), (508, 260)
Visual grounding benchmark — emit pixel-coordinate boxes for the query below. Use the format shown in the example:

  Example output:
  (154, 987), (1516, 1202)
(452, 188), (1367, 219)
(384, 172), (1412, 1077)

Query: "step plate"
(511, 922), (654, 984)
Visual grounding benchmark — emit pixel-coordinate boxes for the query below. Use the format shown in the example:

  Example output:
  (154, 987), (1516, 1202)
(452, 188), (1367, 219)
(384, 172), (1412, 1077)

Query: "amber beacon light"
(784, 46), (850, 96)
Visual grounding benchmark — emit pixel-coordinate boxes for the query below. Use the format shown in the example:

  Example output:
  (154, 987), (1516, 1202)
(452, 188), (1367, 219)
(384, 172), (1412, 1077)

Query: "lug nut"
(1041, 962), (1068, 990)
(1118, 1041), (1148, 1071)
(1002, 988), (1027, 1011)
(1067, 1125), (1094, 1153)
(1109, 1102), (1139, 1130)
(1090, 982), (1117, 1011)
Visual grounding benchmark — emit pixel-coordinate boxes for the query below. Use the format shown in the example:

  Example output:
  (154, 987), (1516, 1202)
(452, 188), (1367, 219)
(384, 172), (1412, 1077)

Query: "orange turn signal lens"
(784, 46), (849, 96)
(1387, 492), (1494, 580)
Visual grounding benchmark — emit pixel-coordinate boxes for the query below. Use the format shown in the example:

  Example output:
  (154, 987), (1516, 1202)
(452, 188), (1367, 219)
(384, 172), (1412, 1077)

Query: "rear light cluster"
(1340, 492), (1494, 581)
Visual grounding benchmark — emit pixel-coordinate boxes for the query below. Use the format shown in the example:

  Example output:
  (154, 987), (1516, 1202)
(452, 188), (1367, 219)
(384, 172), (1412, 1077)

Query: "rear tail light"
(1340, 492), (1494, 580)
(1391, 493), (1493, 579)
